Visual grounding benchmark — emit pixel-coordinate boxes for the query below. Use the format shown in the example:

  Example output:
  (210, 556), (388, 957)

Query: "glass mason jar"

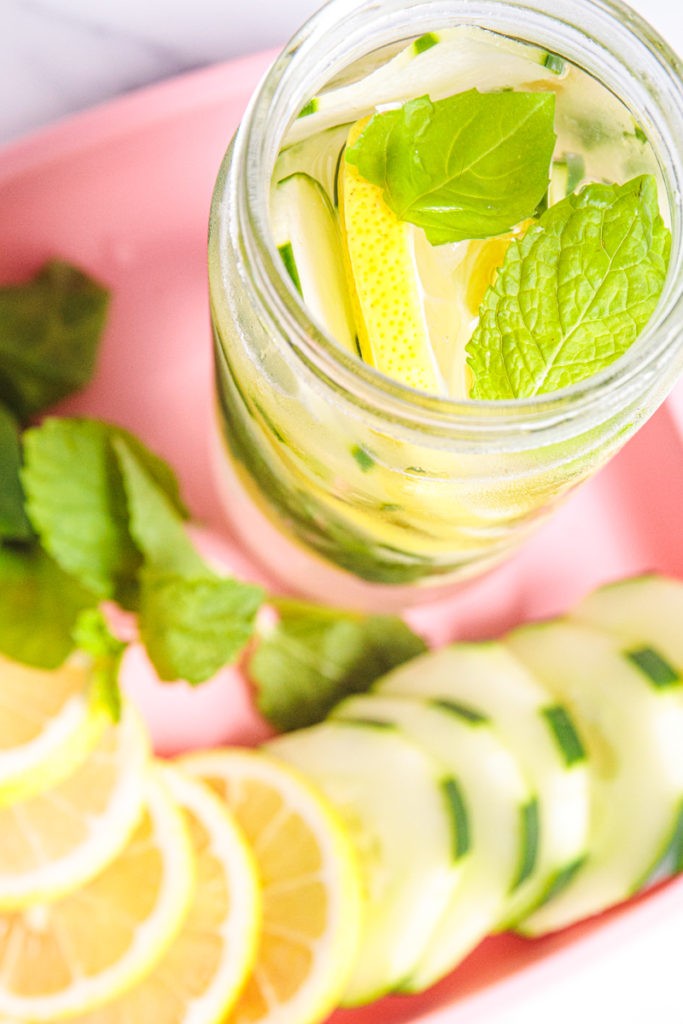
(209, 0), (683, 609)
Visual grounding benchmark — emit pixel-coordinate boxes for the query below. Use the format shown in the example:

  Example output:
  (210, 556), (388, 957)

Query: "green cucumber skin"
(297, 97), (319, 118)
(430, 697), (489, 725)
(511, 798), (541, 891)
(543, 52), (566, 74)
(635, 797), (683, 891)
(626, 646), (681, 689)
(541, 705), (587, 767)
(441, 777), (471, 861)
(277, 242), (302, 294)
(412, 32), (440, 55)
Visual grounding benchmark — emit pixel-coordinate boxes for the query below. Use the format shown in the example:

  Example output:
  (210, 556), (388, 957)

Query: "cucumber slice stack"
(377, 642), (591, 929)
(262, 573), (683, 1002)
(332, 692), (533, 992)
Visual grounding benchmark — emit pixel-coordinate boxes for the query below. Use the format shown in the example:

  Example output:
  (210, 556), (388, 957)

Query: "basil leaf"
(346, 90), (556, 244)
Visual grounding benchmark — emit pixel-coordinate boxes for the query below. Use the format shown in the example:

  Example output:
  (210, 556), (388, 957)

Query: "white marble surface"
(3, 1), (683, 1023)
(2, 0), (683, 146)
(1, 0), (323, 144)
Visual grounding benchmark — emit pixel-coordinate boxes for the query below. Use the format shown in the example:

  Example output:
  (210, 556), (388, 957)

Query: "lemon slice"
(414, 228), (522, 398)
(59, 766), (261, 1024)
(0, 773), (194, 1021)
(0, 704), (149, 909)
(339, 119), (444, 394)
(0, 650), (108, 806)
(181, 748), (362, 1024)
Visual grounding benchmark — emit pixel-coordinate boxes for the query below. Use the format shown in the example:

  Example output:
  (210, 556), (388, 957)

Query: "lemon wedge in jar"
(339, 119), (445, 394)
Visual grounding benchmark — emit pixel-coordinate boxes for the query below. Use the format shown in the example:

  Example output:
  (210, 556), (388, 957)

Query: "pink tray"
(2, 50), (683, 1024)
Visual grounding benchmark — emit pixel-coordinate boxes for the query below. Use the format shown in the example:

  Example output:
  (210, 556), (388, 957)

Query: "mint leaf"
(466, 175), (671, 398)
(249, 600), (427, 731)
(113, 438), (205, 578)
(0, 545), (96, 668)
(114, 437), (264, 683)
(72, 608), (126, 721)
(139, 571), (263, 684)
(346, 90), (556, 244)
(0, 261), (109, 421)
(21, 418), (187, 608)
(0, 403), (32, 541)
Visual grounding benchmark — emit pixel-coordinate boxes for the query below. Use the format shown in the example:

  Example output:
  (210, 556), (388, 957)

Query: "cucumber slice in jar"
(507, 620), (683, 936)
(285, 25), (567, 145)
(376, 642), (591, 928)
(266, 719), (464, 1005)
(273, 123), (350, 202)
(332, 692), (533, 991)
(548, 153), (586, 205)
(271, 172), (357, 355)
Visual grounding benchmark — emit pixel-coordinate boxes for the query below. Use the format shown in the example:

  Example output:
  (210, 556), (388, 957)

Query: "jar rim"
(226, 0), (683, 436)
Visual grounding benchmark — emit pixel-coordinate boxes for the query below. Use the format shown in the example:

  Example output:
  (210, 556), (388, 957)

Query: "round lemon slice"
(58, 765), (261, 1024)
(0, 650), (108, 806)
(180, 748), (362, 1024)
(0, 704), (149, 909)
(0, 773), (194, 1021)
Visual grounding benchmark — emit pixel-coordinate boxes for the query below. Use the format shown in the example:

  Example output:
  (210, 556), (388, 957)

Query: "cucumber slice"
(273, 123), (350, 201)
(285, 25), (565, 145)
(574, 575), (683, 879)
(574, 575), (683, 687)
(333, 693), (532, 991)
(271, 172), (357, 355)
(266, 719), (463, 1005)
(548, 153), (586, 206)
(507, 620), (683, 936)
(376, 641), (590, 927)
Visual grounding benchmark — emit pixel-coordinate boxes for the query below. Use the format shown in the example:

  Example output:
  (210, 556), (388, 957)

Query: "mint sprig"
(466, 175), (671, 398)
(4, 411), (426, 713)
(346, 90), (556, 244)
(0, 261), (427, 721)
(249, 600), (427, 731)
(21, 418), (264, 684)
